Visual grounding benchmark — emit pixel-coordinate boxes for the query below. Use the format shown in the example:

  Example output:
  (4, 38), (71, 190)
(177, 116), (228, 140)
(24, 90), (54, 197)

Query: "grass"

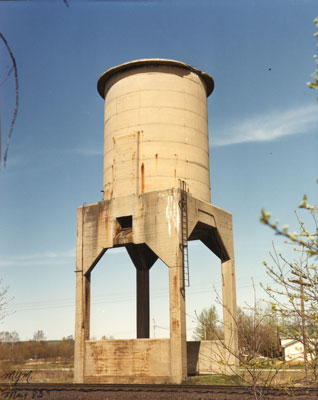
(185, 367), (315, 387)
(184, 374), (245, 385)
(0, 359), (74, 383)
(0, 359), (314, 386)
(29, 369), (73, 383)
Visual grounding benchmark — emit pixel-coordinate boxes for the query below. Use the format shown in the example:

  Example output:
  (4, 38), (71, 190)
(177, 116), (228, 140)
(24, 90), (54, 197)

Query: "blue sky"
(0, 0), (317, 340)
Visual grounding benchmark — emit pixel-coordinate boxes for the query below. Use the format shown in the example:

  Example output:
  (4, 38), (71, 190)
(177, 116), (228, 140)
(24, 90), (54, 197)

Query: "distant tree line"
(193, 304), (281, 359)
(0, 331), (74, 368)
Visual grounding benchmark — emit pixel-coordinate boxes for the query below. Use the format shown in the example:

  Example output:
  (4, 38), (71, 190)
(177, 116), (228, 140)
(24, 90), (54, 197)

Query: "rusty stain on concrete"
(110, 165), (114, 199)
(85, 339), (171, 379)
(173, 274), (177, 291)
(141, 163), (144, 194)
(97, 211), (105, 246)
(172, 318), (179, 333)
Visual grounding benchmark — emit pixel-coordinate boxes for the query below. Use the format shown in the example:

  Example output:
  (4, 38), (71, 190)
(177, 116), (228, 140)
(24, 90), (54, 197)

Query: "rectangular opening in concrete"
(116, 215), (132, 229)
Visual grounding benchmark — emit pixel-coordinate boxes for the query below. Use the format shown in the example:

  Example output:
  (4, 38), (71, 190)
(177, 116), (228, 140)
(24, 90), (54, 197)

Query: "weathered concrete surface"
(187, 340), (229, 375)
(74, 190), (238, 383)
(99, 60), (213, 203)
(84, 339), (171, 384)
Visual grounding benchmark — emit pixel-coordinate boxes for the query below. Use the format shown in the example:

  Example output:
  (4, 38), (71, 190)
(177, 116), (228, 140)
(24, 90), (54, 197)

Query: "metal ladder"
(179, 180), (190, 289)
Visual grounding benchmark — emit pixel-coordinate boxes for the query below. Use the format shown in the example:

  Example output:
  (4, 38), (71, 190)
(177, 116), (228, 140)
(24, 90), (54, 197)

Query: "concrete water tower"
(74, 59), (237, 384)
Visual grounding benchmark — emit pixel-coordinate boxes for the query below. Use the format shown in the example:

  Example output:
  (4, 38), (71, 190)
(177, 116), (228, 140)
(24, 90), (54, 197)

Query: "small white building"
(281, 339), (305, 362)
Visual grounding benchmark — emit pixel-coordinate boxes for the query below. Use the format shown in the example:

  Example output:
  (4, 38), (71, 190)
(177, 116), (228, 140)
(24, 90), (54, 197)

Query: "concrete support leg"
(169, 263), (187, 383)
(74, 271), (91, 383)
(126, 243), (157, 339)
(136, 269), (150, 338)
(221, 259), (238, 373)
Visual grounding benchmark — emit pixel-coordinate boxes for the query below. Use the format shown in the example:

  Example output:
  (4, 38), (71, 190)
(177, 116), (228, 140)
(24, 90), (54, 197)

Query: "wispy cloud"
(213, 104), (318, 146)
(0, 247), (128, 267)
(0, 248), (75, 267)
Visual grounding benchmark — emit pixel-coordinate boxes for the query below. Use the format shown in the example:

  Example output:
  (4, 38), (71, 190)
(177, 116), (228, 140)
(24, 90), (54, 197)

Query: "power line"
(6, 280), (271, 313)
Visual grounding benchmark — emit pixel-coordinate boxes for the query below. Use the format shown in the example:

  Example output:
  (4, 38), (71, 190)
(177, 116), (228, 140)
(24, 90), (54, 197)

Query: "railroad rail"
(0, 383), (318, 399)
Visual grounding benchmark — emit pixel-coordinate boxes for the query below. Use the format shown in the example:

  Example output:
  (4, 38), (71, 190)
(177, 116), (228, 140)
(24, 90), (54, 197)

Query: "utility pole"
(153, 318), (156, 339)
(289, 270), (310, 381)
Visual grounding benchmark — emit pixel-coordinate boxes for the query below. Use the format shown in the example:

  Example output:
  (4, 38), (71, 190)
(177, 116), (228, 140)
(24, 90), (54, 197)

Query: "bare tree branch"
(0, 65), (14, 88)
(0, 32), (19, 168)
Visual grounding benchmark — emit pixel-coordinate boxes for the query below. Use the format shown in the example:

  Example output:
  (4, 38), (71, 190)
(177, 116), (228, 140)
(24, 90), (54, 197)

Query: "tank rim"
(97, 58), (214, 99)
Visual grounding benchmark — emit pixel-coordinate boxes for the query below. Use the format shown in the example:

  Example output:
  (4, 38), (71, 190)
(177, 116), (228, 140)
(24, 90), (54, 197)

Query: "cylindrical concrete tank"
(97, 59), (214, 203)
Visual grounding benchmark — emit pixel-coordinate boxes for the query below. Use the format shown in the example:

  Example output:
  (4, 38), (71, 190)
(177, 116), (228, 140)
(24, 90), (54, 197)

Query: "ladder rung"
(179, 179), (190, 288)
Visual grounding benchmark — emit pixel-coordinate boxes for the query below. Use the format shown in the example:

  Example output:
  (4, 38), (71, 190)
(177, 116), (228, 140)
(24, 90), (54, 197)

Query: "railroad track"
(0, 383), (317, 399)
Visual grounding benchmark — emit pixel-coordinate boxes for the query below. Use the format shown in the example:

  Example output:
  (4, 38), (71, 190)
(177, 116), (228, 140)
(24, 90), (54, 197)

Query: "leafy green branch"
(260, 195), (318, 258)
(307, 17), (318, 97)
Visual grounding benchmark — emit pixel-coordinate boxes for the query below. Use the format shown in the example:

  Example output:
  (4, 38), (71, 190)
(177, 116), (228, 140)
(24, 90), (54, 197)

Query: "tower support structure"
(74, 189), (237, 383)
